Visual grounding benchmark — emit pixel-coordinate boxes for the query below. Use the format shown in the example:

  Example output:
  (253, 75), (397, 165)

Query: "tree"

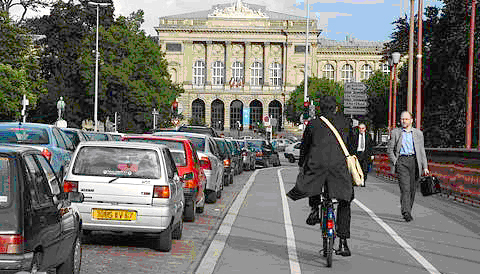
(0, 11), (46, 120)
(78, 10), (183, 133)
(285, 77), (344, 124)
(0, 0), (54, 24)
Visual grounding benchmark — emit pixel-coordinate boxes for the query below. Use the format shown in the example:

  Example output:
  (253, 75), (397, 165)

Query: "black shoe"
(306, 207), (320, 226)
(403, 213), (413, 222)
(335, 238), (351, 257)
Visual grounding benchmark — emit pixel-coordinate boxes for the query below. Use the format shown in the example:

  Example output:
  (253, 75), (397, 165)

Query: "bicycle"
(319, 188), (338, 267)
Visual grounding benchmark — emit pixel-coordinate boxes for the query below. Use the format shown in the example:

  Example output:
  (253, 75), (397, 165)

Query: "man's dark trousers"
(356, 151), (369, 182)
(308, 186), (354, 239)
(396, 155), (419, 217)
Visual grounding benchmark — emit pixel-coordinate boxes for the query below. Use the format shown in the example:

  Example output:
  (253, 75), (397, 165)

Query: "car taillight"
(63, 180), (78, 192)
(223, 158), (231, 167)
(200, 157), (212, 170)
(256, 151), (263, 157)
(327, 220), (334, 230)
(182, 172), (196, 189)
(42, 148), (52, 161)
(153, 186), (170, 198)
(0, 234), (24, 254)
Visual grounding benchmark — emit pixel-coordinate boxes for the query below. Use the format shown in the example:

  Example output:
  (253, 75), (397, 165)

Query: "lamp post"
(392, 52), (401, 129)
(152, 108), (159, 130)
(387, 56), (394, 131)
(407, 0), (415, 113)
(416, 0), (424, 129)
(466, 0), (476, 149)
(304, 0), (309, 105)
(88, 1), (111, 132)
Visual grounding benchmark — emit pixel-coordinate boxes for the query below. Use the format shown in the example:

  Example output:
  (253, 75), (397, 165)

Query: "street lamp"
(391, 52), (401, 129)
(416, 0), (424, 129)
(387, 56), (394, 131)
(88, 1), (111, 132)
(304, 0), (309, 105)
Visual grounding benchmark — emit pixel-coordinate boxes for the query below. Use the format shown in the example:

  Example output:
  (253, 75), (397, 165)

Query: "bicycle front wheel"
(326, 236), (334, 267)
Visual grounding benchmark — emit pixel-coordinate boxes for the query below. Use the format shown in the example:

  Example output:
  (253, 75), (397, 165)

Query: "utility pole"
(303, 0), (309, 104)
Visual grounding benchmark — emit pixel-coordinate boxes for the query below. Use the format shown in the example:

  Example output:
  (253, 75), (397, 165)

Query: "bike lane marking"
(278, 168), (302, 274)
(195, 169), (259, 274)
(353, 199), (441, 274)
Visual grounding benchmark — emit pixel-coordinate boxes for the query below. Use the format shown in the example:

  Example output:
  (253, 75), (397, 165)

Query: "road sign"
(263, 115), (270, 126)
(344, 93), (368, 100)
(344, 101), (369, 107)
(344, 82), (369, 93)
(344, 108), (368, 115)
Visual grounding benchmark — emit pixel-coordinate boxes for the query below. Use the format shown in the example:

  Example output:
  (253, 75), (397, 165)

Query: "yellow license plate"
(92, 209), (137, 221)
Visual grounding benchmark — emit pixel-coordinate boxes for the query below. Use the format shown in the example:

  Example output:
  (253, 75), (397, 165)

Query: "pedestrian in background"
(348, 123), (374, 186)
(286, 96), (354, 257)
(387, 111), (429, 222)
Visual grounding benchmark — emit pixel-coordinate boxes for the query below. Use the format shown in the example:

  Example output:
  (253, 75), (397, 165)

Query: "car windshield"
(85, 132), (109, 141)
(0, 127), (49, 145)
(0, 157), (11, 207)
(247, 140), (266, 149)
(125, 139), (187, 166)
(73, 146), (162, 179)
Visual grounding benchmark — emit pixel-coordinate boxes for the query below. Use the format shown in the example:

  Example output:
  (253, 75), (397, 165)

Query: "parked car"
(153, 131), (224, 204)
(64, 141), (184, 252)
(122, 135), (206, 222)
(236, 139), (256, 171)
(83, 131), (112, 141)
(0, 122), (75, 180)
(284, 142), (301, 163)
(225, 138), (242, 175)
(0, 144), (84, 273)
(177, 125), (219, 137)
(247, 139), (281, 168)
(213, 137), (234, 186)
(271, 138), (293, 152)
(60, 128), (89, 149)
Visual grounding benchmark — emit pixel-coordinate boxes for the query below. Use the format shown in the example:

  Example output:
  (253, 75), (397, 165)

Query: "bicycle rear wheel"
(326, 236), (334, 267)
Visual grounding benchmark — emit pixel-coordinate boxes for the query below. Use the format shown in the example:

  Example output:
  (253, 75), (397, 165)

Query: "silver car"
(63, 141), (184, 252)
(153, 131), (224, 204)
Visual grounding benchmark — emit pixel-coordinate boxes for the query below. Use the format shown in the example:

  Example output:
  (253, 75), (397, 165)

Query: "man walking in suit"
(387, 111), (429, 222)
(349, 123), (374, 186)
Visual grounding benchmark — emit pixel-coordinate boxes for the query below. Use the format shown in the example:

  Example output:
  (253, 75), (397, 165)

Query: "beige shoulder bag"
(320, 116), (365, 187)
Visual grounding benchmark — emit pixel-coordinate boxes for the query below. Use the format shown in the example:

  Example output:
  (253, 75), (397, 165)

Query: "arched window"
(193, 60), (205, 86)
(360, 64), (373, 80)
(323, 64), (335, 80)
(341, 64), (354, 82)
(212, 61), (224, 85)
(249, 100), (263, 129)
(191, 99), (205, 125)
(230, 100), (243, 130)
(250, 62), (263, 87)
(381, 63), (390, 74)
(231, 61), (244, 87)
(211, 99), (225, 130)
(269, 62), (282, 87)
(268, 100), (282, 132)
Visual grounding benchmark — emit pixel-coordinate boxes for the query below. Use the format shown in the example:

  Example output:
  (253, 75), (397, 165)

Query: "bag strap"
(319, 116), (351, 157)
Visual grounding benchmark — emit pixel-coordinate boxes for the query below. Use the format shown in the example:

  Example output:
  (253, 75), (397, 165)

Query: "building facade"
(155, 0), (386, 131)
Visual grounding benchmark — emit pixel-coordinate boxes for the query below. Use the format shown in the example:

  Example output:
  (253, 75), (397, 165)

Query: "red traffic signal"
(303, 101), (310, 107)
(172, 100), (178, 111)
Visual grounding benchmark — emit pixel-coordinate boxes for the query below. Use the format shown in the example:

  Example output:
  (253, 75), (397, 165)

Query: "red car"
(122, 135), (206, 222)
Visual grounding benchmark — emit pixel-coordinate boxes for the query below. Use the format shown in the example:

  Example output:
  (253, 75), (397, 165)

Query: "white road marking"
(278, 168), (302, 274)
(195, 169), (259, 274)
(354, 199), (441, 274)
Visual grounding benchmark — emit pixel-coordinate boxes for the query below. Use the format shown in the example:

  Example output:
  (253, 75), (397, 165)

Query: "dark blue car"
(0, 122), (75, 179)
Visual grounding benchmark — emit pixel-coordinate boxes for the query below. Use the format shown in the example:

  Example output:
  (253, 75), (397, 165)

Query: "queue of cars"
(0, 122), (282, 272)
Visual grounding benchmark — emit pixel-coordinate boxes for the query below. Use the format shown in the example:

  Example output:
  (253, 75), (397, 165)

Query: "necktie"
(359, 133), (364, 151)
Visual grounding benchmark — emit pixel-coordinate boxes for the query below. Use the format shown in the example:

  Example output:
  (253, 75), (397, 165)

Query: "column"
(205, 98), (211, 127)
(183, 41), (193, 85)
(244, 42), (251, 89)
(225, 41), (232, 89)
(282, 42), (287, 90)
(263, 42), (270, 88)
(205, 41), (212, 86)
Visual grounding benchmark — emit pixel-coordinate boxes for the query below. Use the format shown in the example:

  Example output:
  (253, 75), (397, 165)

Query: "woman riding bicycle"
(287, 96), (354, 257)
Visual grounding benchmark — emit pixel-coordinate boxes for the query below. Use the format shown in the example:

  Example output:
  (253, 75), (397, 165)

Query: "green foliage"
(78, 10), (183, 133)
(363, 70), (390, 130)
(285, 77), (344, 123)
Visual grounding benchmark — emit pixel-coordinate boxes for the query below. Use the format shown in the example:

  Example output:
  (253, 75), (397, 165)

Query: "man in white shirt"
(349, 123), (374, 186)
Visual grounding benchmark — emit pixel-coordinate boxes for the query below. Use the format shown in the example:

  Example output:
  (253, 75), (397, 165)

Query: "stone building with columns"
(155, 0), (386, 132)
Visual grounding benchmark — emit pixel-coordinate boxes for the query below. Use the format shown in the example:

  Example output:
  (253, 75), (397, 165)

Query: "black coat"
(287, 113), (353, 201)
(348, 128), (374, 159)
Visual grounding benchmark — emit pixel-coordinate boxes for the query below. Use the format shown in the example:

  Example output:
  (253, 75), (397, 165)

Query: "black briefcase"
(419, 176), (441, 196)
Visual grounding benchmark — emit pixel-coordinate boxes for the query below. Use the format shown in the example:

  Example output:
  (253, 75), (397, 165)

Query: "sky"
(14, 0), (444, 42)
